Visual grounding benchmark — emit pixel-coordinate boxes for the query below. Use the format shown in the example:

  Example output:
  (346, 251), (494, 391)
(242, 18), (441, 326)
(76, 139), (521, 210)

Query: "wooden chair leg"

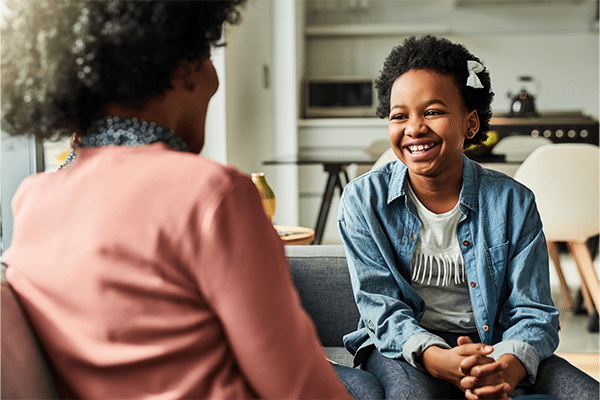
(580, 282), (595, 315)
(566, 241), (600, 315)
(547, 241), (572, 309)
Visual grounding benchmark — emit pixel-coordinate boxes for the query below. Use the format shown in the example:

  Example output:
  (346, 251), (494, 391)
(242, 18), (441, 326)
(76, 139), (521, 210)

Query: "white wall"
(269, 0), (302, 226)
(202, 45), (228, 165)
(223, 0), (274, 176)
(204, 0), (301, 226)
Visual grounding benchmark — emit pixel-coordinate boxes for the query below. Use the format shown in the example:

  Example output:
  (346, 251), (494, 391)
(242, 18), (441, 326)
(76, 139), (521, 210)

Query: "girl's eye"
(390, 114), (407, 121)
(425, 110), (442, 116)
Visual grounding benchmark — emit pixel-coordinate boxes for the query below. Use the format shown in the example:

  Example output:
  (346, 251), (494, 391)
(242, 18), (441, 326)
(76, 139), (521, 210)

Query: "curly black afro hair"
(1, 0), (246, 140)
(375, 35), (494, 148)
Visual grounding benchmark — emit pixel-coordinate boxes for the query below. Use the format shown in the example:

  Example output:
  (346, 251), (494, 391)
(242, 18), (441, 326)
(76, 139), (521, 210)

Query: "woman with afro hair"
(337, 35), (598, 399)
(2, 1), (383, 399)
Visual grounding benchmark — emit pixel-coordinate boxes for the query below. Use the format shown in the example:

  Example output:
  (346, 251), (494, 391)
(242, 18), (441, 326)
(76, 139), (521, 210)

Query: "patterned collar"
(61, 116), (191, 167)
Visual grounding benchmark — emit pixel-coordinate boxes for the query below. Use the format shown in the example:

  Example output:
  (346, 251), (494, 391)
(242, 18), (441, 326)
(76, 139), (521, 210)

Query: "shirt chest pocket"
(484, 241), (509, 298)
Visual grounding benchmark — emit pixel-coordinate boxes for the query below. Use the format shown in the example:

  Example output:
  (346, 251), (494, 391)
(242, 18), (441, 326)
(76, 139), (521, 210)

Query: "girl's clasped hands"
(422, 338), (512, 399)
(456, 337), (512, 400)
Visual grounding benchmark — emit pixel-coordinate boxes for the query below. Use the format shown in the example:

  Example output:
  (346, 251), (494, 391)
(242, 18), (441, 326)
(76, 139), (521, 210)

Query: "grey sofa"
(285, 244), (357, 367)
(1, 245), (357, 398)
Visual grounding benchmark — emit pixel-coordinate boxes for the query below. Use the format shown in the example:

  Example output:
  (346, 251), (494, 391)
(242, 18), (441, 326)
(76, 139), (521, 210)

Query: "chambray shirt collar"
(386, 154), (479, 213)
(460, 155), (479, 213)
(387, 160), (408, 204)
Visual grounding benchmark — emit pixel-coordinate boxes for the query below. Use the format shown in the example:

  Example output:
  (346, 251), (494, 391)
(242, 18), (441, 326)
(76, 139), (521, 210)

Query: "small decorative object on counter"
(251, 172), (276, 222)
(507, 75), (539, 117)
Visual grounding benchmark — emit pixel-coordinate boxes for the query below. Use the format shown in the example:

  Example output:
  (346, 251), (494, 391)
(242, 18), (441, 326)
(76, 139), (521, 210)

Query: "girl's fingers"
(470, 361), (508, 377)
(458, 343), (495, 357)
(459, 354), (496, 375)
(470, 382), (511, 399)
(464, 388), (480, 400)
(457, 336), (474, 346)
(460, 356), (479, 375)
(460, 370), (504, 389)
(460, 361), (508, 392)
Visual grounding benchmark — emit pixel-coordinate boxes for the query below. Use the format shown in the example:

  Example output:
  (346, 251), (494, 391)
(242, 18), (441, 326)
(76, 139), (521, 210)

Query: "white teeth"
(408, 144), (433, 153)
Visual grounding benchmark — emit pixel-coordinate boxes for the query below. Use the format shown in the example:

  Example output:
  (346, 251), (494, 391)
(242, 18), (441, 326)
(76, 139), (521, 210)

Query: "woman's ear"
(171, 60), (201, 92)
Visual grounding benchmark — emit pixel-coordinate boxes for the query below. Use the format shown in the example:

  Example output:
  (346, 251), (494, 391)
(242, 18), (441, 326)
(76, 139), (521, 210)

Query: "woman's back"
(5, 143), (348, 399)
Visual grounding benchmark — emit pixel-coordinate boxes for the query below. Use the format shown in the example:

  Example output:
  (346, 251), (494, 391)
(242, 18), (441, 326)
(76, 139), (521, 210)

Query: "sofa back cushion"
(1, 269), (62, 399)
(285, 245), (359, 347)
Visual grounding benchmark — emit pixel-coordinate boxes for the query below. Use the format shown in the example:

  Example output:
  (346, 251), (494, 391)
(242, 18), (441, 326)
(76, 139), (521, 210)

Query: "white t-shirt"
(406, 183), (477, 333)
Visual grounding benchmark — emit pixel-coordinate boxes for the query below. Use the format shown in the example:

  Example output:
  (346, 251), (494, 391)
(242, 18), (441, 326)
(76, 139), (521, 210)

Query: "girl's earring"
(467, 131), (475, 139)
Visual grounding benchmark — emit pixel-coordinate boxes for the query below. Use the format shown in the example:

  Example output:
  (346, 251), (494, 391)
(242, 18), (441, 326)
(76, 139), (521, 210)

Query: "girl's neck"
(407, 172), (462, 214)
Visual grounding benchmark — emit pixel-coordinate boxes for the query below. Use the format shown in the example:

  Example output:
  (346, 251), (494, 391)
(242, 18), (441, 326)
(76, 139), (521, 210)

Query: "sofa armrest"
(285, 245), (359, 348)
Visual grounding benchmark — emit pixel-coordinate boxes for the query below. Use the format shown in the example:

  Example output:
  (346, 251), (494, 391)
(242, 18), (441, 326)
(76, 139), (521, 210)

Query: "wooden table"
(275, 225), (315, 246)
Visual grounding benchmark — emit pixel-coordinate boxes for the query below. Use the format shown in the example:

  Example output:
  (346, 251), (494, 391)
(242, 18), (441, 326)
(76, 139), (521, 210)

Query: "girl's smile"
(403, 140), (439, 160)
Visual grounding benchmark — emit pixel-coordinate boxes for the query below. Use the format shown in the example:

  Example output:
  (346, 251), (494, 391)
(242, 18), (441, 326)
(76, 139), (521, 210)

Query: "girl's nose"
(405, 116), (427, 137)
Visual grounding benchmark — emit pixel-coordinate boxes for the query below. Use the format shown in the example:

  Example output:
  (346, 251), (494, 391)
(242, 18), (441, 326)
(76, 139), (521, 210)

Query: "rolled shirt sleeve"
(402, 331), (451, 372)
(491, 340), (540, 384)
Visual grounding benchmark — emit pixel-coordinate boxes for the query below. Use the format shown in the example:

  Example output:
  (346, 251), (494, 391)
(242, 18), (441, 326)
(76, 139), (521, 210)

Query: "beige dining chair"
(514, 143), (600, 316)
(371, 148), (398, 170)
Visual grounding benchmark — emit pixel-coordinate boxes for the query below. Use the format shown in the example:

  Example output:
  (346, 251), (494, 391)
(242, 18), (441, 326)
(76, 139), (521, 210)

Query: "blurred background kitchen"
(298, 0), (599, 244)
(5, 0), (597, 243)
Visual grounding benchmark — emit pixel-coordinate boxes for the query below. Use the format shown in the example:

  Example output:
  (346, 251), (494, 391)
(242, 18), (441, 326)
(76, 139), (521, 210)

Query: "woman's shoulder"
(131, 144), (249, 184)
(66, 144), (254, 202)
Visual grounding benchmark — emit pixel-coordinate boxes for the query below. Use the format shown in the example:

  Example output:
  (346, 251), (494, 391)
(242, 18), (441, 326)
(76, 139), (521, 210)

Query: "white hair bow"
(466, 60), (484, 89)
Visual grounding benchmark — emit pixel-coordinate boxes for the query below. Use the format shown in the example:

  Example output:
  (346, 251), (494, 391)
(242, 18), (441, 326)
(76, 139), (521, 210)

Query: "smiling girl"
(338, 35), (598, 399)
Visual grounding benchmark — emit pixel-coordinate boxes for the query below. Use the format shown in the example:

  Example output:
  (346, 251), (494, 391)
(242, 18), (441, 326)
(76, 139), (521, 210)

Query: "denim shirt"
(337, 155), (560, 382)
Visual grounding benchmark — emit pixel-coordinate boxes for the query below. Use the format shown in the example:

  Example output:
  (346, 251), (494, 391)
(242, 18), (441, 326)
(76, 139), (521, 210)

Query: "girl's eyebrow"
(390, 98), (447, 111)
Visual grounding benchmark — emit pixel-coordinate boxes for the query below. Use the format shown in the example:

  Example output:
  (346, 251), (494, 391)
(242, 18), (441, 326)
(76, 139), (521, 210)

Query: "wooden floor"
(550, 251), (599, 382)
(556, 352), (599, 381)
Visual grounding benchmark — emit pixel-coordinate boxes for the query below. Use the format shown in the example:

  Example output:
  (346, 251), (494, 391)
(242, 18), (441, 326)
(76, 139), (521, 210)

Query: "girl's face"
(388, 68), (479, 182)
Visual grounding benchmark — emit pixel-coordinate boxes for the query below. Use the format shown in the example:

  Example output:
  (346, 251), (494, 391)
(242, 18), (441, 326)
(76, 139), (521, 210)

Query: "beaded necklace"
(61, 116), (191, 167)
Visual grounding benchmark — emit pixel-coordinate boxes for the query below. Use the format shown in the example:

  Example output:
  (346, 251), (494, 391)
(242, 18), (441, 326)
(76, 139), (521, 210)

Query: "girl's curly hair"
(1, 0), (246, 140)
(375, 35), (494, 148)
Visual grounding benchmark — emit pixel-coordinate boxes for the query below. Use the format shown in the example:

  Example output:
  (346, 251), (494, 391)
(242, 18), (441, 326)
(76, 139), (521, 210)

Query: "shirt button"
(411, 233), (415, 241)
(462, 240), (470, 246)
(470, 281), (476, 288)
(482, 325), (489, 332)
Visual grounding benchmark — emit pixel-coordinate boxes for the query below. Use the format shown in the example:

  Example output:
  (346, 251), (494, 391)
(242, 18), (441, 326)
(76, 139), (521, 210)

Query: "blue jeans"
(333, 363), (384, 400)
(362, 347), (598, 400)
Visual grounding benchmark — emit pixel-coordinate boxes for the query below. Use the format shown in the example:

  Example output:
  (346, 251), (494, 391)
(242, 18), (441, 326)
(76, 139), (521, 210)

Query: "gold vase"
(251, 172), (276, 222)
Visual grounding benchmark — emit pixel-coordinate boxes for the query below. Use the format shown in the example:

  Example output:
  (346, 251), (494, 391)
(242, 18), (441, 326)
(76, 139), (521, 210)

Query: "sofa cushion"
(1, 268), (62, 399)
(324, 346), (354, 367)
(285, 245), (360, 347)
